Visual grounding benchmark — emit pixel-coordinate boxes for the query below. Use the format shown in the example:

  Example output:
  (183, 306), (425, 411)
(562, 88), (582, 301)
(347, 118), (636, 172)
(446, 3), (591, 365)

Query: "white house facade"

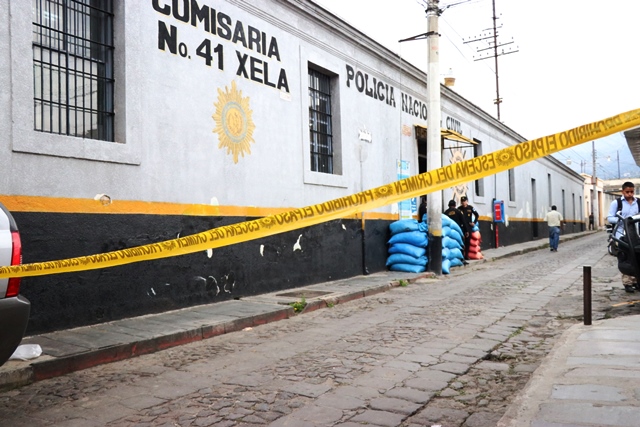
(0, 0), (584, 334)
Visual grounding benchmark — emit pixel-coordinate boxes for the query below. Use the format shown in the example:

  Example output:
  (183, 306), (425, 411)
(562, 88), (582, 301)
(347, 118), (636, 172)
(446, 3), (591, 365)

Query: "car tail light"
(5, 231), (22, 298)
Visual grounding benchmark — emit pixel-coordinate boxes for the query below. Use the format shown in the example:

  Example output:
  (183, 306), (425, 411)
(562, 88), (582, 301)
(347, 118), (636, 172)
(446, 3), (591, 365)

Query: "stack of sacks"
(441, 214), (465, 274)
(386, 219), (429, 273)
(467, 224), (483, 260)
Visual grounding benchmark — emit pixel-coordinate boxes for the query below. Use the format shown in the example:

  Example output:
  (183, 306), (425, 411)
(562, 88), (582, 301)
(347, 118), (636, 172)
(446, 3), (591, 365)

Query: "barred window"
(32, 0), (114, 141)
(309, 69), (333, 174)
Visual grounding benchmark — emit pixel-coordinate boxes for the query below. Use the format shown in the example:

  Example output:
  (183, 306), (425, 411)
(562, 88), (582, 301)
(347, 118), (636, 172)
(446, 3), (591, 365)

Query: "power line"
(413, 0), (428, 9)
(439, 18), (475, 60)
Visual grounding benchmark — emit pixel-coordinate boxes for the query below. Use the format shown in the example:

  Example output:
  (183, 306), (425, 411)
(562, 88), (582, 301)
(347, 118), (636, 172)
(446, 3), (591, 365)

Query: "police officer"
(444, 200), (469, 237)
(444, 200), (469, 265)
(418, 195), (427, 223)
(458, 196), (479, 260)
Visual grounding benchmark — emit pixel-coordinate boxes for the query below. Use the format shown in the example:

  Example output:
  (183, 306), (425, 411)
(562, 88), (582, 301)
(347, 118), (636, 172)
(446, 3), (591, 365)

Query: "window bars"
(308, 69), (333, 174)
(32, 0), (114, 141)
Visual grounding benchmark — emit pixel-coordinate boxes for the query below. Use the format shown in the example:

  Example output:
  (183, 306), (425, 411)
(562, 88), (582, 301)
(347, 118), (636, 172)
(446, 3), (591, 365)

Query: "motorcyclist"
(607, 181), (640, 293)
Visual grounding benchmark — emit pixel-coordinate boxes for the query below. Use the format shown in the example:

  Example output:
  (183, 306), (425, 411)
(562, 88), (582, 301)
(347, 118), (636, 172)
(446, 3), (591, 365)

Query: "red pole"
(493, 200), (500, 248)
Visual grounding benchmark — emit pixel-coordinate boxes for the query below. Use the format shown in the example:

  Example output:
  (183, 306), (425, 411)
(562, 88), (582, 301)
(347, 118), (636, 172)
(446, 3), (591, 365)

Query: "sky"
(312, 0), (640, 179)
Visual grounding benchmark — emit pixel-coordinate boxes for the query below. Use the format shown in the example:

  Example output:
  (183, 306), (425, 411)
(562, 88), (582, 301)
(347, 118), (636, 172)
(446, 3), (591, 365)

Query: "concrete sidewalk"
(0, 230), (605, 415)
(496, 231), (640, 427)
(498, 315), (640, 427)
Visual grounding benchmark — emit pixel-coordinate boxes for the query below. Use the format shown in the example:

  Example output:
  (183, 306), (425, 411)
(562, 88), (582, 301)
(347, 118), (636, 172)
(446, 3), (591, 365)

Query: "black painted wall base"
(13, 212), (579, 335)
(478, 220), (585, 249)
(15, 212), (391, 335)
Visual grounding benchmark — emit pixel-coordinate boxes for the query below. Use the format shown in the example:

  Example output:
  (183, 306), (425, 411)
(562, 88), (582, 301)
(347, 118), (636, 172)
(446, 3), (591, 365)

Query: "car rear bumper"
(0, 295), (31, 366)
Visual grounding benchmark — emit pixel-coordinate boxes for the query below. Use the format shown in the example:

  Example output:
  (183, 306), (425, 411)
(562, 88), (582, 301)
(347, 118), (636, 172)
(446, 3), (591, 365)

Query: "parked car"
(0, 201), (30, 366)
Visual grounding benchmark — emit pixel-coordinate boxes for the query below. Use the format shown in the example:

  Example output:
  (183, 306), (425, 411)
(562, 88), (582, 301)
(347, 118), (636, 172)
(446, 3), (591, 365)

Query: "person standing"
(444, 200), (469, 265)
(417, 196), (427, 223)
(444, 200), (469, 238)
(458, 196), (479, 260)
(607, 181), (639, 293)
(588, 213), (594, 230)
(545, 205), (564, 252)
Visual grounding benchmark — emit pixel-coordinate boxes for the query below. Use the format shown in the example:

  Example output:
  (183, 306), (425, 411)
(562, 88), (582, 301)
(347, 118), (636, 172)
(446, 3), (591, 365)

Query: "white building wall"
(1, 0), (584, 222)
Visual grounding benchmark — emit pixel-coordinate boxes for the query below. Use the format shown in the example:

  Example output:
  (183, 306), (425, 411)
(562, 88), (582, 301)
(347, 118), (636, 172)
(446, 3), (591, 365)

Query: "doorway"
(416, 126), (427, 175)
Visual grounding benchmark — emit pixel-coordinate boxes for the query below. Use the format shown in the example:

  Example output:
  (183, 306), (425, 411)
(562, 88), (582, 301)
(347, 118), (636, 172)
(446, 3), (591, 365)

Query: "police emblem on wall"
(212, 81), (255, 163)
(450, 149), (468, 203)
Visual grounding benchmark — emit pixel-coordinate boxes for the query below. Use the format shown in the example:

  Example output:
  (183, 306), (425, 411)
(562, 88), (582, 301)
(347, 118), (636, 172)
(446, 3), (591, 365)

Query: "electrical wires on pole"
(462, 0), (518, 120)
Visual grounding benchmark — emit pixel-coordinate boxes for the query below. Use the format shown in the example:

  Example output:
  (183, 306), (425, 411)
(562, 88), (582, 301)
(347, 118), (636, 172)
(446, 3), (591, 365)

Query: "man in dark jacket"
(444, 200), (470, 265)
(417, 196), (427, 223)
(444, 200), (469, 236)
(458, 196), (479, 260)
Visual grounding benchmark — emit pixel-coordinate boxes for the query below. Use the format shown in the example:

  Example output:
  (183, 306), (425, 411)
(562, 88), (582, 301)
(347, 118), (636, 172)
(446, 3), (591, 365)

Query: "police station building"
(0, 0), (584, 334)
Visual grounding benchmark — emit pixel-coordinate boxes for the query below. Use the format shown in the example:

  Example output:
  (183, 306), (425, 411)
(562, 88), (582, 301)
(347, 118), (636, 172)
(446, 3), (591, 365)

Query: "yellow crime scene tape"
(2, 108), (640, 279)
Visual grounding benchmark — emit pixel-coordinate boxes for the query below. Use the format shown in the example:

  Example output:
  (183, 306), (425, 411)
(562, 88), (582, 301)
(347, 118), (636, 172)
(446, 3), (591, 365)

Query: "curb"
(0, 306), (292, 391)
(1, 275), (427, 392)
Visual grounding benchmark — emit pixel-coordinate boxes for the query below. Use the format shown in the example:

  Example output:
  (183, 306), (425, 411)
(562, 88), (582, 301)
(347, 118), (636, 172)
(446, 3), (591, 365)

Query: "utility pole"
(608, 151), (621, 178)
(398, 0), (448, 274)
(426, 0), (442, 275)
(463, 0), (518, 120)
(490, 0), (501, 119)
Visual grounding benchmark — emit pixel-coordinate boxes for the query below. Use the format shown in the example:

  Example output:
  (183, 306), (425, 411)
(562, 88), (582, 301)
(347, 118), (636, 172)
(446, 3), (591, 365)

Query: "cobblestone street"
(1, 232), (638, 427)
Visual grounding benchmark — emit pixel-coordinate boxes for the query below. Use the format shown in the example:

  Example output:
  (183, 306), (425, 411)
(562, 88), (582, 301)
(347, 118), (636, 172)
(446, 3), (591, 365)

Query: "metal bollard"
(583, 265), (592, 325)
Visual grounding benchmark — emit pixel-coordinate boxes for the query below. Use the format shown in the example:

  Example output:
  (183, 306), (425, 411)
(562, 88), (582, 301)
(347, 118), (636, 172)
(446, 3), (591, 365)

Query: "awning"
(623, 126), (640, 166)
(442, 129), (476, 145)
(414, 125), (477, 145)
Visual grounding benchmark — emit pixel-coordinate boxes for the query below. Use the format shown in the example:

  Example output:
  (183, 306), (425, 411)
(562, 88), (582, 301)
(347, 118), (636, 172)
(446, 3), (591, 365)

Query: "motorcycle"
(611, 212), (640, 290)
(606, 222), (619, 256)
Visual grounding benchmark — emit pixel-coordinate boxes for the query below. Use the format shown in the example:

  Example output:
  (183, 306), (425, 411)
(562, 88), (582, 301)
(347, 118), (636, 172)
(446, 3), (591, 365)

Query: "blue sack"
(442, 247), (450, 260)
(447, 221), (464, 239)
(389, 219), (420, 235)
(441, 214), (462, 236)
(442, 223), (463, 244)
(442, 236), (462, 250)
(389, 263), (426, 273)
(449, 257), (464, 267)
(448, 248), (464, 260)
(386, 253), (428, 266)
(388, 243), (427, 258)
(447, 228), (464, 246)
(442, 258), (451, 274)
(388, 231), (429, 248)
